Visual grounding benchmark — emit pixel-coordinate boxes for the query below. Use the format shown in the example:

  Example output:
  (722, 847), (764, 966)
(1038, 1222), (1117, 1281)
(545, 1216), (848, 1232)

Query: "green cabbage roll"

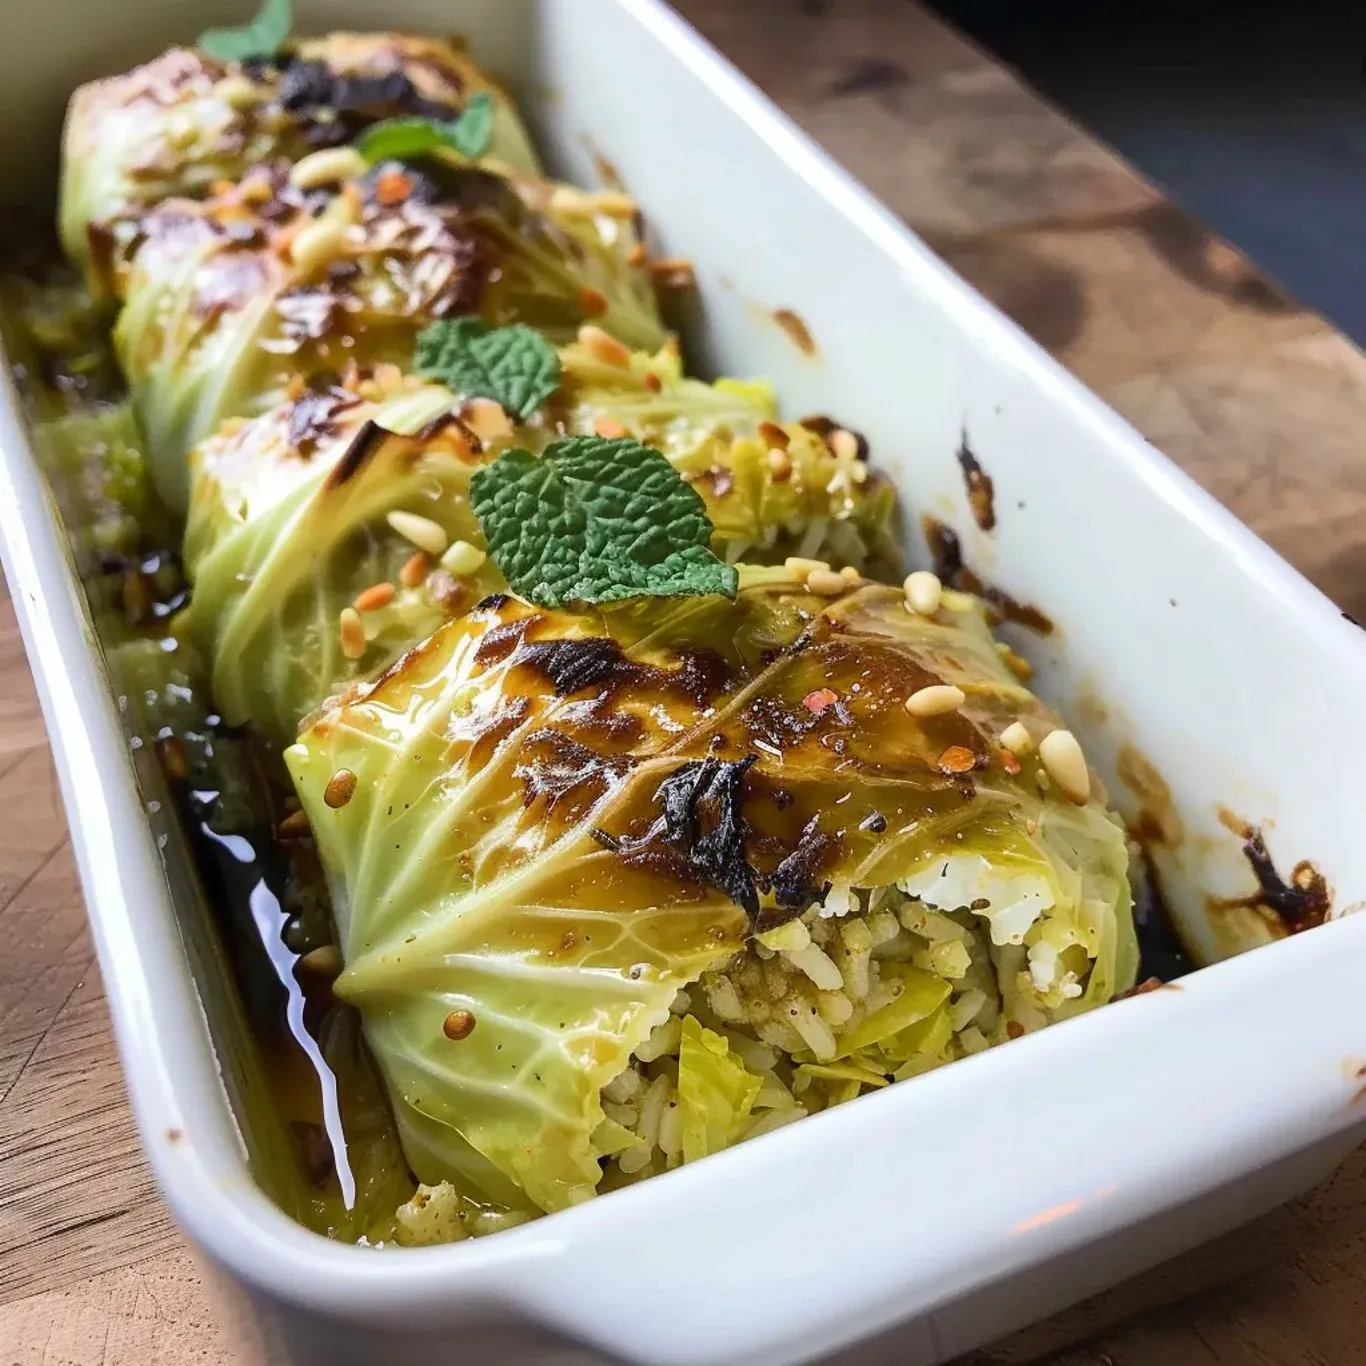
(60, 32), (541, 292)
(285, 572), (1136, 1216)
(183, 368), (508, 743)
(117, 160), (663, 512)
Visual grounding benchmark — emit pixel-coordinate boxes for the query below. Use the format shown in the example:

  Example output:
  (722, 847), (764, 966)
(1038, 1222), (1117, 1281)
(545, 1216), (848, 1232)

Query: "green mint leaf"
(448, 91), (495, 157)
(471, 437), (739, 609)
(414, 319), (559, 420)
(356, 92), (496, 165)
(198, 0), (291, 63)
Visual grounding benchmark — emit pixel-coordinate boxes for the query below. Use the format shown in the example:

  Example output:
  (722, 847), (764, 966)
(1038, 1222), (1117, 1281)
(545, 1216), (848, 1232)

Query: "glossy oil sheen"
(0, 2), (1365, 1364)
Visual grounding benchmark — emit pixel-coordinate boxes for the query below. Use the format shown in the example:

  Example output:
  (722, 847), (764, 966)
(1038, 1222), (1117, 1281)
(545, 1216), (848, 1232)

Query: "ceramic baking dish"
(2, 1), (1365, 1362)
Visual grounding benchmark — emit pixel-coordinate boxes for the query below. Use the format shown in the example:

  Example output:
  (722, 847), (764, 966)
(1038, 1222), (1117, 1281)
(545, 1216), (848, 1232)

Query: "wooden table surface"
(6, 2), (1366, 1362)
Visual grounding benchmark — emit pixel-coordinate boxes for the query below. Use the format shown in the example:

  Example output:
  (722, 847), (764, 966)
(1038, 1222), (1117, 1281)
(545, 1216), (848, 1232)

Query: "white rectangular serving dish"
(2, 2), (1365, 1363)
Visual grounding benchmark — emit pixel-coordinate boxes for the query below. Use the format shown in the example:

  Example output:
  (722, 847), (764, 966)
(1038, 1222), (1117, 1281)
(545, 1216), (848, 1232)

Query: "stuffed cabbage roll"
(60, 33), (541, 292)
(183, 368), (509, 742)
(117, 160), (663, 512)
(286, 572), (1136, 1215)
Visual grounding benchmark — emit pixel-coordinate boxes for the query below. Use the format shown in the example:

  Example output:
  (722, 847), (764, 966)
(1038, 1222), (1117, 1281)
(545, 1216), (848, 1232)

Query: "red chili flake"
(1000, 749), (1021, 776)
(803, 688), (839, 715)
(643, 372), (662, 393)
(937, 745), (978, 775)
(375, 169), (414, 206)
(579, 285), (608, 317)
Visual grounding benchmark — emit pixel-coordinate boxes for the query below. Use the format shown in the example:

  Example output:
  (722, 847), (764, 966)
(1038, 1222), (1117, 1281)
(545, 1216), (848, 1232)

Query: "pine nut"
(386, 510), (449, 558)
(353, 582), (396, 613)
(399, 551), (431, 588)
(577, 324), (632, 368)
(999, 721), (1034, 756)
(338, 607), (367, 660)
(440, 540), (487, 577)
(784, 556), (831, 578)
(215, 75), (260, 109)
(903, 570), (942, 616)
(1039, 729), (1090, 804)
(290, 146), (367, 190)
(806, 569), (847, 596)
(290, 215), (348, 275)
(905, 684), (966, 717)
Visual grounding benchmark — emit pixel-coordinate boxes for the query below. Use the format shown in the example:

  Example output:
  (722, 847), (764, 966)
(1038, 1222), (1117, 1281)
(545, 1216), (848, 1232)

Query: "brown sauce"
(956, 432), (996, 532)
(922, 514), (1054, 634)
(770, 307), (818, 358)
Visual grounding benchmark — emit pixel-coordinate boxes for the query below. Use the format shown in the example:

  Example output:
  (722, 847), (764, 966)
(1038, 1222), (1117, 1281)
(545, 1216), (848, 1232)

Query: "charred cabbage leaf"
(183, 372), (506, 742)
(286, 577), (1135, 1213)
(558, 336), (901, 578)
(59, 32), (541, 290)
(116, 160), (662, 512)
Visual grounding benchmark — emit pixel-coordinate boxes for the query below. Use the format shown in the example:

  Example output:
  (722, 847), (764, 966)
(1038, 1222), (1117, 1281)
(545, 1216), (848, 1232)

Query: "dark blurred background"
(929, 0), (1366, 344)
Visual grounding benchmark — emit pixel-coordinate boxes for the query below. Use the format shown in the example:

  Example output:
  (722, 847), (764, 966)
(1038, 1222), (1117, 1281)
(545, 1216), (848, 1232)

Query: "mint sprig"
(199, 0), (291, 63)
(357, 92), (496, 165)
(415, 319), (559, 420)
(470, 437), (739, 609)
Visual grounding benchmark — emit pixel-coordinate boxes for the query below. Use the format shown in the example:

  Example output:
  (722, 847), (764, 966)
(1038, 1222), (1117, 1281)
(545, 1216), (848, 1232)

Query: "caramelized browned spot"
(288, 386), (362, 455)
(1117, 744), (1183, 847)
(325, 419), (387, 488)
(1210, 811), (1332, 937)
(515, 729), (630, 818)
(765, 818), (838, 928)
(957, 433), (996, 533)
(771, 307), (817, 357)
(922, 515), (1054, 634)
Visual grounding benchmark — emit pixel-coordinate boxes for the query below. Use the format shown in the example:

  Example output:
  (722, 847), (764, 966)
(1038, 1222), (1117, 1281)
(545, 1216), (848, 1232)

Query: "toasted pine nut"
(1000, 721), (1034, 756)
(462, 397), (513, 441)
(757, 420), (790, 451)
(766, 448), (792, 480)
(215, 75), (260, 109)
(440, 540), (487, 577)
(577, 324), (632, 368)
(905, 684), (966, 718)
(1039, 729), (1090, 804)
(386, 510), (449, 558)
(806, 569), (847, 597)
(784, 556), (831, 578)
(339, 607), (367, 660)
(353, 582), (396, 613)
(903, 570), (942, 617)
(290, 216), (348, 275)
(399, 551), (431, 588)
(290, 146), (367, 190)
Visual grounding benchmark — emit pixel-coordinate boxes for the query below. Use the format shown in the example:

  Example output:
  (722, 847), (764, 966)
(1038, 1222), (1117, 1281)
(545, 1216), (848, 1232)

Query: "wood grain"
(3, 2), (1366, 1362)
